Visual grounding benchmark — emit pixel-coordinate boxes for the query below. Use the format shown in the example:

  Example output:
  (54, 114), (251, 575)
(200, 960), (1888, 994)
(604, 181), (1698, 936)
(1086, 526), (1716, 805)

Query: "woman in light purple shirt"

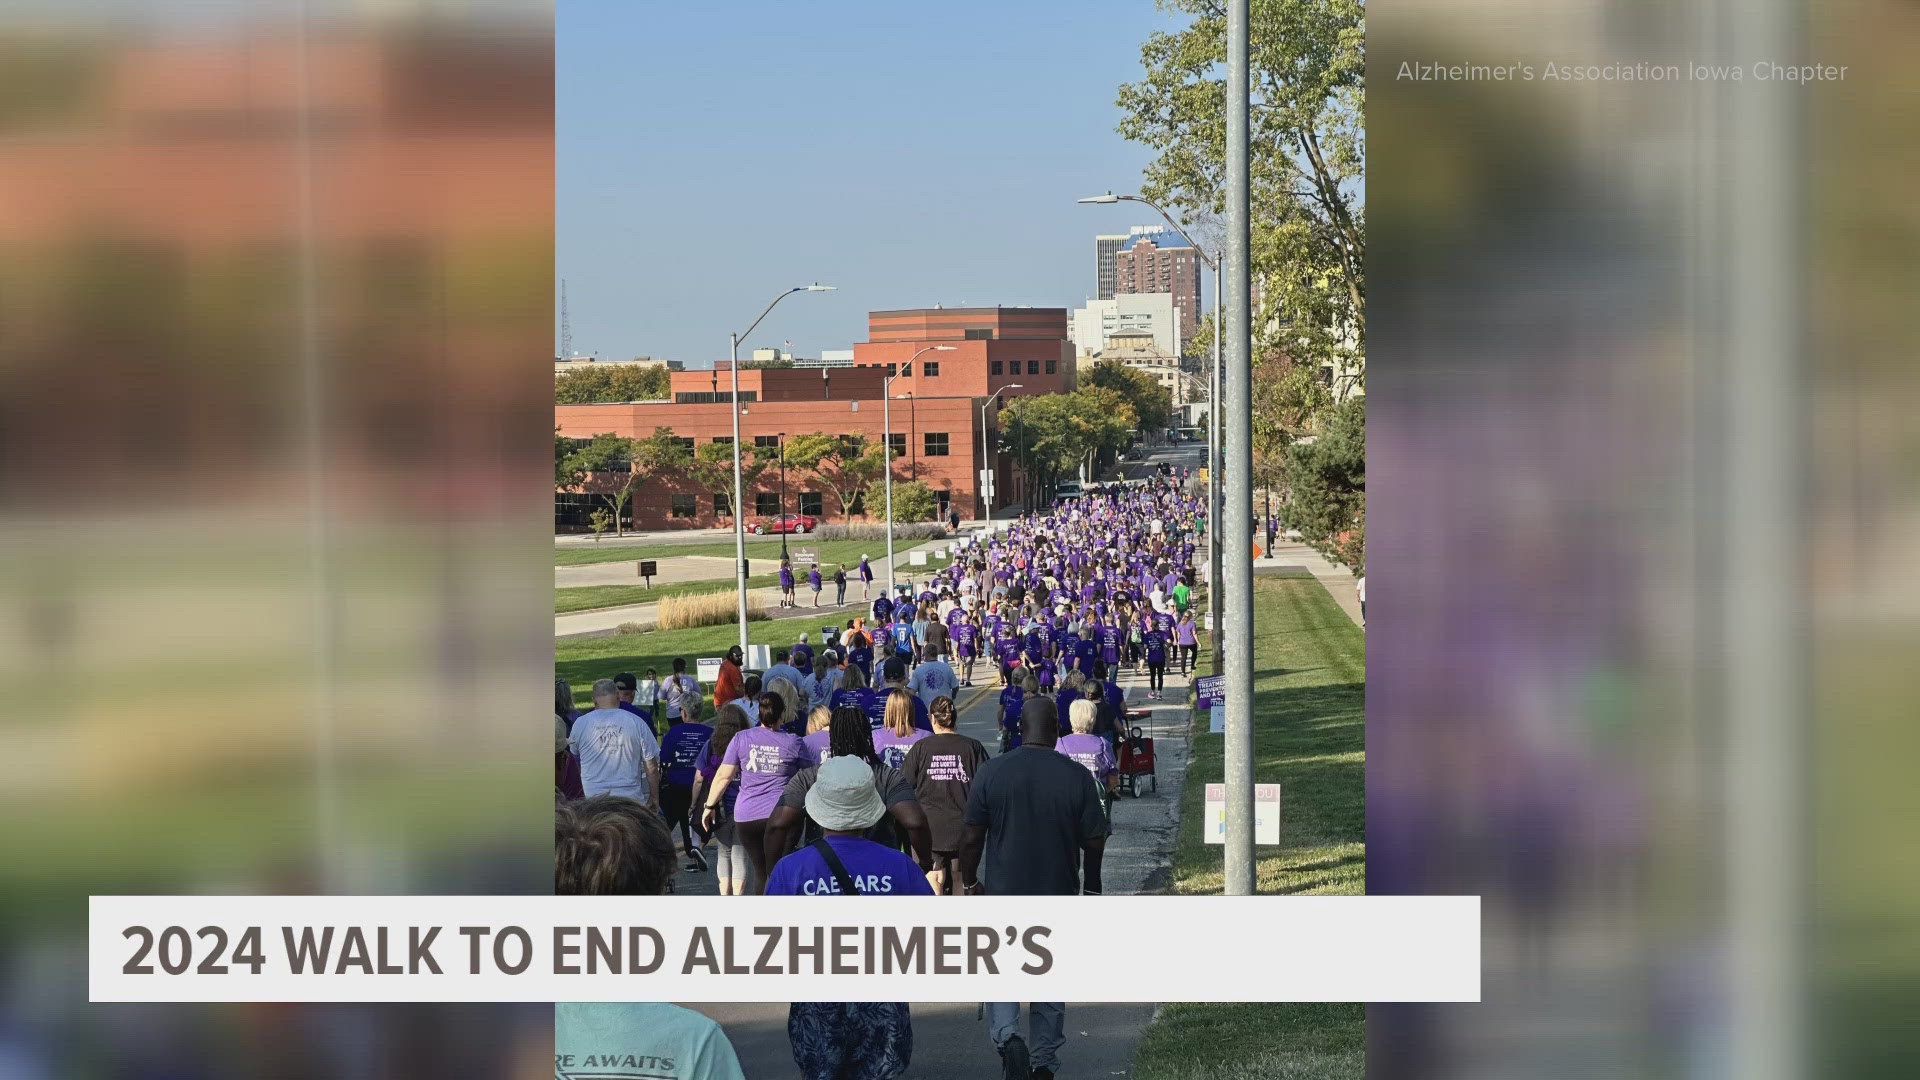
(700, 691), (806, 894)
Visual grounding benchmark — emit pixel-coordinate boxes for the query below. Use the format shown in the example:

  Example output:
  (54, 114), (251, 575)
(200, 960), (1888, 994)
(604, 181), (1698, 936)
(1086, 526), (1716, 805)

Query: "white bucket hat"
(805, 755), (886, 833)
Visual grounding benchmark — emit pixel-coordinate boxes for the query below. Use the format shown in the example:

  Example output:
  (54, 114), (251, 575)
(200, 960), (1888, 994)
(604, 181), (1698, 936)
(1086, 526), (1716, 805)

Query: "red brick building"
(555, 307), (1069, 531)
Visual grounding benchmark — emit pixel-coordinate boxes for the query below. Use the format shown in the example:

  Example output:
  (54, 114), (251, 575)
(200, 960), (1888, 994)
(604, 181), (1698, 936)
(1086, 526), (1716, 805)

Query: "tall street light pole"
(980, 384), (1024, 531)
(1078, 191), (1224, 673)
(778, 432), (788, 563)
(1223, 0), (1256, 897)
(729, 284), (835, 657)
(883, 345), (956, 594)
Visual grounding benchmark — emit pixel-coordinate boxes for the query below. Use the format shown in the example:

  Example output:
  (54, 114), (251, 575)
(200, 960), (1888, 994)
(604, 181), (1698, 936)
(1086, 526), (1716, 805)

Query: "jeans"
(987, 1002), (1064, 1070)
(836, 582), (846, 604)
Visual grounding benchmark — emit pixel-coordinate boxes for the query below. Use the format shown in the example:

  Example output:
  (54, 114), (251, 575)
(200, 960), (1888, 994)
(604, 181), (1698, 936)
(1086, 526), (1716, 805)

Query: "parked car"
(751, 513), (818, 535)
(1054, 482), (1085, 501)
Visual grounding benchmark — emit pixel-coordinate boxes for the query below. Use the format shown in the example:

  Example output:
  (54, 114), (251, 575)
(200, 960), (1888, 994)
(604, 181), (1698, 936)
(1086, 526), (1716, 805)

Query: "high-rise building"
(1069, 292), (1179, 360)
(1094, 233), (1128, 300)
(1114, 226), (1204, 351)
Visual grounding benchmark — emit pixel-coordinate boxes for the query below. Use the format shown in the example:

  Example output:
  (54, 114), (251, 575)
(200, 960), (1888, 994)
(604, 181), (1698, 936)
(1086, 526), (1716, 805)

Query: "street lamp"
(729, 284), (834, 656)
(979, 383), (1024, 531)
(883, 344), (955, 594)
(1079, 191), (1224, 675)
(777, 432), (788, 563)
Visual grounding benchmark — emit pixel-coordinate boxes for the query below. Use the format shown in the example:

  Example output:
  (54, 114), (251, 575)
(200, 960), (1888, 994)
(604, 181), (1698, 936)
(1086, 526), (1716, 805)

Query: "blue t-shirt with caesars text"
(764, 836), (936, 896)
(658, 723), (711, 788)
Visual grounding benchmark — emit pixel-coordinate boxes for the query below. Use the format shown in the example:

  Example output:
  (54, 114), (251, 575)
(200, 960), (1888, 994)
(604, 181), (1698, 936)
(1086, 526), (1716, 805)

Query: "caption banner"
(91, 895), (1479, 1003)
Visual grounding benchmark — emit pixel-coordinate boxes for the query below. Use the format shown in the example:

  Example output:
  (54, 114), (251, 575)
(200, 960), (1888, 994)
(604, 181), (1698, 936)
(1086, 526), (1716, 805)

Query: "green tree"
(556, 427), (583, 488)
(1118, 0), (1364, 385)
(786, 432), (887, 519)
(555, 363), (670, 404)
(687, 440), (771, 520)
(560, 431), (635, 533)
(1083, 360), (1173, 434)
(866, 479), (938, 523)
(588, 508), (614, 542)
(740, 354), (795, 369)
(1284, 396), (1364, 568)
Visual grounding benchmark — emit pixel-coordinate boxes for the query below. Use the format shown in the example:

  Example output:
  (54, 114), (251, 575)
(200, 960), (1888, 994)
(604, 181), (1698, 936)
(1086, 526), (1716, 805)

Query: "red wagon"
(1117, 713), (1157, 797)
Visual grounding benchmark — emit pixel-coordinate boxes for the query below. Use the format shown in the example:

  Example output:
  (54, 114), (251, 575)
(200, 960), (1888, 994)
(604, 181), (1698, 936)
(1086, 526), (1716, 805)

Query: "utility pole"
(1222, 0), (1256, 897)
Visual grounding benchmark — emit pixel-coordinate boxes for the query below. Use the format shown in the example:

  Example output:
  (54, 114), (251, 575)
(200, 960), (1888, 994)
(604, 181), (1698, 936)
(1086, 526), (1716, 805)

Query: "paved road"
(662, 644), (1200, 1077)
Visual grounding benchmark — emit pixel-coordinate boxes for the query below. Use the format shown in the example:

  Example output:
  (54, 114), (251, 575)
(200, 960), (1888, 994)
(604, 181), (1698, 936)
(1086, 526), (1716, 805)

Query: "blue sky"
(557, 0), (1185, 365)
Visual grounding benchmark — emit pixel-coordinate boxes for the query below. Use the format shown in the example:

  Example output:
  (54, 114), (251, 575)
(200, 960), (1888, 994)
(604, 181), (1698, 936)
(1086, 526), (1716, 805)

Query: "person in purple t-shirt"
(700, 691), (806, 894)
(1060, 698), (1119, 805)
(779, 558), (797, 609)
(809, 563), (824, 607)
(951, 612), (980, 687)
(859, 554), (875, 600)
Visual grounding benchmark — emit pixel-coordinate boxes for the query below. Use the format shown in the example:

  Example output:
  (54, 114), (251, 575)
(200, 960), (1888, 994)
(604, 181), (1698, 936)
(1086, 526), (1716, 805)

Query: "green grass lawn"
(556, 610), (849, 712)
(1133, 1003), (1364, 1080)
(556, 537), (916, 569)
(1134, 572), (1365, 1080)
(1173, 572), (1364, 895)
(554, 574), (783, 613)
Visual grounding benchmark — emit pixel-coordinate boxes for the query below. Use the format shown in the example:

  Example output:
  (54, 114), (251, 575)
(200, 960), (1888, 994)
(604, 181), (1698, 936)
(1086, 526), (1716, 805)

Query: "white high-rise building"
(1069, 292), (1179, 360)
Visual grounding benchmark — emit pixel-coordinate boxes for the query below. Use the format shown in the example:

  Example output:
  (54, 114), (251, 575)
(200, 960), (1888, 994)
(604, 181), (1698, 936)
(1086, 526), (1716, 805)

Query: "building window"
(964, 328), (992, 340)
(753, 434), (780, 450)
(849, 490), (867, 516)
(923, 362), (939, 377)
(888, 433), (907, 460)
(936, 489), (952, 517)
(1027, 360), (1040, 375)
(673, 437), (695, 452)
(886, 363), (898, 378)
(755, 492), (779, 515)
(713, 492), (731, 516)
(923, 432), (950, 457)
(800, 491), (823, 516)
(670, 494), (697, 519)
(673, 391), (756, 404)
(990, 360), (1003, 376)
(712, 435), (733, 446)
(1045, 359), (1057, 374)
(901, 363), (912, 377)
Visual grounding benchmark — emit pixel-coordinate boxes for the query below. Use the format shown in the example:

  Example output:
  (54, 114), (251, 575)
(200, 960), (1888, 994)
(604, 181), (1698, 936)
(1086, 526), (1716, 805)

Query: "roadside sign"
(909, 550), (929, 566)
(1195, 675), (1225, 709)
(637, 559), (658, 581)
(695, 657), (722, 684)
(822, 625), (841, 645)
(793, 548), (819, 565)
(1203, 783), (1281, 845)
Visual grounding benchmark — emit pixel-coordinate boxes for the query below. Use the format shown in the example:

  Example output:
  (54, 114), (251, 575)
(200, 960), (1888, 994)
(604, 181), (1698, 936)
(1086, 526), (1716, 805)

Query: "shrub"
(616, 621), (650, 635)
(657, 591), (768, 631)
(814, 522), (950, 543)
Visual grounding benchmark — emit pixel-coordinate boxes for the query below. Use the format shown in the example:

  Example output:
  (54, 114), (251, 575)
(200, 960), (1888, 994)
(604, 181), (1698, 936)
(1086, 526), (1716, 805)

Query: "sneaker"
(999, 1034), (1032, 1080)
(685, 848), (708, 873)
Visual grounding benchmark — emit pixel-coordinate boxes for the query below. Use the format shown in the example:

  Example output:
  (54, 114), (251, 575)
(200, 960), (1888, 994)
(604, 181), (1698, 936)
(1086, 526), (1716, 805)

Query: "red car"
(751, 514), (817, 535)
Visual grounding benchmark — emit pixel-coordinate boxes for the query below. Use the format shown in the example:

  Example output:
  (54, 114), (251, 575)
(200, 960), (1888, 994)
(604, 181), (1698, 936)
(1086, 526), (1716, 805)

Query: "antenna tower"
(559, 279), (573, 359)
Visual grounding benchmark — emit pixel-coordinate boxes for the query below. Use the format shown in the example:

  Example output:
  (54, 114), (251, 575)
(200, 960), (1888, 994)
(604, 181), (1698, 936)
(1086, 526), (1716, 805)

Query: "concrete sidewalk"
(1254, 533), (1363, 627)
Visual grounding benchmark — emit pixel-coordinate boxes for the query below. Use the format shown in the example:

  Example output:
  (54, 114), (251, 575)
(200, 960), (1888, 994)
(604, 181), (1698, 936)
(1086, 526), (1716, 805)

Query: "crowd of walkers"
(555, 471), (1206, 1080)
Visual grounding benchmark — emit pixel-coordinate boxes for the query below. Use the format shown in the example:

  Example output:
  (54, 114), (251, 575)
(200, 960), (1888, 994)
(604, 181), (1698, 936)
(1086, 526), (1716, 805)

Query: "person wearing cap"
(768, 754), (927, 1080)
(874, 658), (930, 732)
(612, 672), (655, 736)
(714, 645), (746, 709)
(858, 553), (875, 600)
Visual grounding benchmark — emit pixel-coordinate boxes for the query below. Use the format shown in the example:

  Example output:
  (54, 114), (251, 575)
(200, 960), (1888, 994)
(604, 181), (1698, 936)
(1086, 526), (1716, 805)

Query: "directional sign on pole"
(1195, 675), (1225, 709)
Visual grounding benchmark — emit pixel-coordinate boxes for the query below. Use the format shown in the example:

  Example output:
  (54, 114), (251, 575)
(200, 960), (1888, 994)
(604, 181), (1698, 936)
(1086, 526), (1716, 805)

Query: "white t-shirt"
(1355, 576), (1366, 602)
(660, 674), (700, 719)
(908, 659), (959, 709)
(569, 708), (660, 802)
